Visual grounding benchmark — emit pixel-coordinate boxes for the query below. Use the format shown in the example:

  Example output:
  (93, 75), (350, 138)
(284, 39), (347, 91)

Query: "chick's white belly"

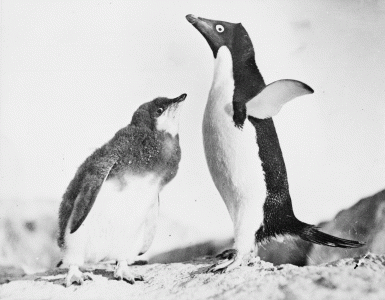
(64, 173), (160, 265)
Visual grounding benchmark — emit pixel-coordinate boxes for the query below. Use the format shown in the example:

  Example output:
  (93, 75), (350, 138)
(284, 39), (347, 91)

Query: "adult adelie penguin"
(186, 14), (363, 273)
(58, 94), (186, 286)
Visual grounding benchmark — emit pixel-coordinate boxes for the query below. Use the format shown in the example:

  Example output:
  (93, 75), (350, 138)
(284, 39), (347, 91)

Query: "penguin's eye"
(156, 108), (164, 115)
(216, 24), (225, 33)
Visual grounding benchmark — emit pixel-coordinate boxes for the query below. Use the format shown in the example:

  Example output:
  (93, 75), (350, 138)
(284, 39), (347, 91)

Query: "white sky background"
(1, 0), (385, 245)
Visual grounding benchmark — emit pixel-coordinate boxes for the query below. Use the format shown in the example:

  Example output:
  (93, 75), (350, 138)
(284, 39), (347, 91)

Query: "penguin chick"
(58, 93), (186, 287)
(186, 14), (363, 273)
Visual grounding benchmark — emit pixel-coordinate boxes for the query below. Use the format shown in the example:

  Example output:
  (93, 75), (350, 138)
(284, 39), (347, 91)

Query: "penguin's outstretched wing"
(246, 79), (314, 119)
(58, 147), (118, 246)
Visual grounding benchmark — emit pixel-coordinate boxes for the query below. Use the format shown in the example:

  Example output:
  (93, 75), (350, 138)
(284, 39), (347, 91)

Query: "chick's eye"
(156, 108), (164, 115)
(216, 24), (224, 33)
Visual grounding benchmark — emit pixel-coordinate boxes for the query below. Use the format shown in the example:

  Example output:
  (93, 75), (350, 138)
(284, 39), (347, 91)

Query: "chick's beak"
(173, 93), (187, 104)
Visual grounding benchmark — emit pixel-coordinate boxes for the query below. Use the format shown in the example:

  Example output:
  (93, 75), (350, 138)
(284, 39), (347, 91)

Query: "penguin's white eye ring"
(216, 24), (225, 33)
(156, 108), (164, 115)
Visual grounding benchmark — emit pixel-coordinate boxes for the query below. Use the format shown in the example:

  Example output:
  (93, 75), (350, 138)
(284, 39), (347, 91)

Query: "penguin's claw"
(114, 261), (143, 284)
(207, 249), (241, 274)
(207, 264), (229, 274)
(65, 266), (93, 287)
(207, 257), (243, 274)
(215, 249), (238, 260)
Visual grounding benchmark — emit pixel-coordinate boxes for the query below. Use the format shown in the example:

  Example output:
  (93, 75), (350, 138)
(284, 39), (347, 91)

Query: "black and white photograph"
(1, 0), (385, 299)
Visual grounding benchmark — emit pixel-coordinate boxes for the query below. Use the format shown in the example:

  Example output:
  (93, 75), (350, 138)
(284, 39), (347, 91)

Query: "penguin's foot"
(207, 249), (260, 273)
(207, 249), (242, 274)
(114, 260), (144, 284)
(65, 265), (93, 287)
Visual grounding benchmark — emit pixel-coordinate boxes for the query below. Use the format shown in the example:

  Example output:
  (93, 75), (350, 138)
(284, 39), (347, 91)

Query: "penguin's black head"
(131, 94), (187, 135)
(187, 14), (265, 129)
(186, 14), (254, 60)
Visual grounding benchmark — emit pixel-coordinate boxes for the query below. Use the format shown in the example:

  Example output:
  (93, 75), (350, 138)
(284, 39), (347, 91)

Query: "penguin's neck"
(212, 47), (234, 91)
(248, 116), (289, 196)
(212, 46), (264, 94)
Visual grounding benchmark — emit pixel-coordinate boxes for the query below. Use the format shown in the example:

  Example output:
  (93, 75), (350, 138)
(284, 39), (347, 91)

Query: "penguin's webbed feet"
(114, 260), (144, 284)
(65, 265), (93, 287)
(206, 249), (241, 274)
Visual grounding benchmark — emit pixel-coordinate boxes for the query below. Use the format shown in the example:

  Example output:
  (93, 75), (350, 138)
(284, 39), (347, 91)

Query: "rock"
(1, 254), (385, 300)
(0, 199), (60, 273)
(308, 189), (385, 265)
(0, 266), (25, 285)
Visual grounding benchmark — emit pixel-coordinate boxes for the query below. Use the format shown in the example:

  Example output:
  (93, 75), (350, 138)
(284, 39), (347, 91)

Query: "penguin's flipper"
(246, 79), (314, 119)
(69, 158), (117, 234)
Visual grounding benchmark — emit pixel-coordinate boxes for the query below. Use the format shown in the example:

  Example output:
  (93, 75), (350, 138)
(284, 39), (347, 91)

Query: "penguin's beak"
(186, 14), (199, 25)
(172, 93), (187, 104)
(156, 95), (185, 135)
(166, 93), (186, 114)
(186, 14), (222, 57)
(186, 14), (215, 37)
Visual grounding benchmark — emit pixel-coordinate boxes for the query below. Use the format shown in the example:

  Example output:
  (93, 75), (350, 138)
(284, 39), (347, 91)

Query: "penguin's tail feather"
(298, 225), (364, 248)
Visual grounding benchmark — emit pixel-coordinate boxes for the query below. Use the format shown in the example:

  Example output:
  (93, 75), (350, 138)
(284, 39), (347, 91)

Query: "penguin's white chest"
(64, 173), (161, 264)
(203, 47), (266, 228)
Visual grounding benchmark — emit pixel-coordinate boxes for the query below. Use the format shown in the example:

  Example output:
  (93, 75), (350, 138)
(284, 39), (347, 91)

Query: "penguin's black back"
(249, 116), (363, 248)
(248, 116), (297, 240)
